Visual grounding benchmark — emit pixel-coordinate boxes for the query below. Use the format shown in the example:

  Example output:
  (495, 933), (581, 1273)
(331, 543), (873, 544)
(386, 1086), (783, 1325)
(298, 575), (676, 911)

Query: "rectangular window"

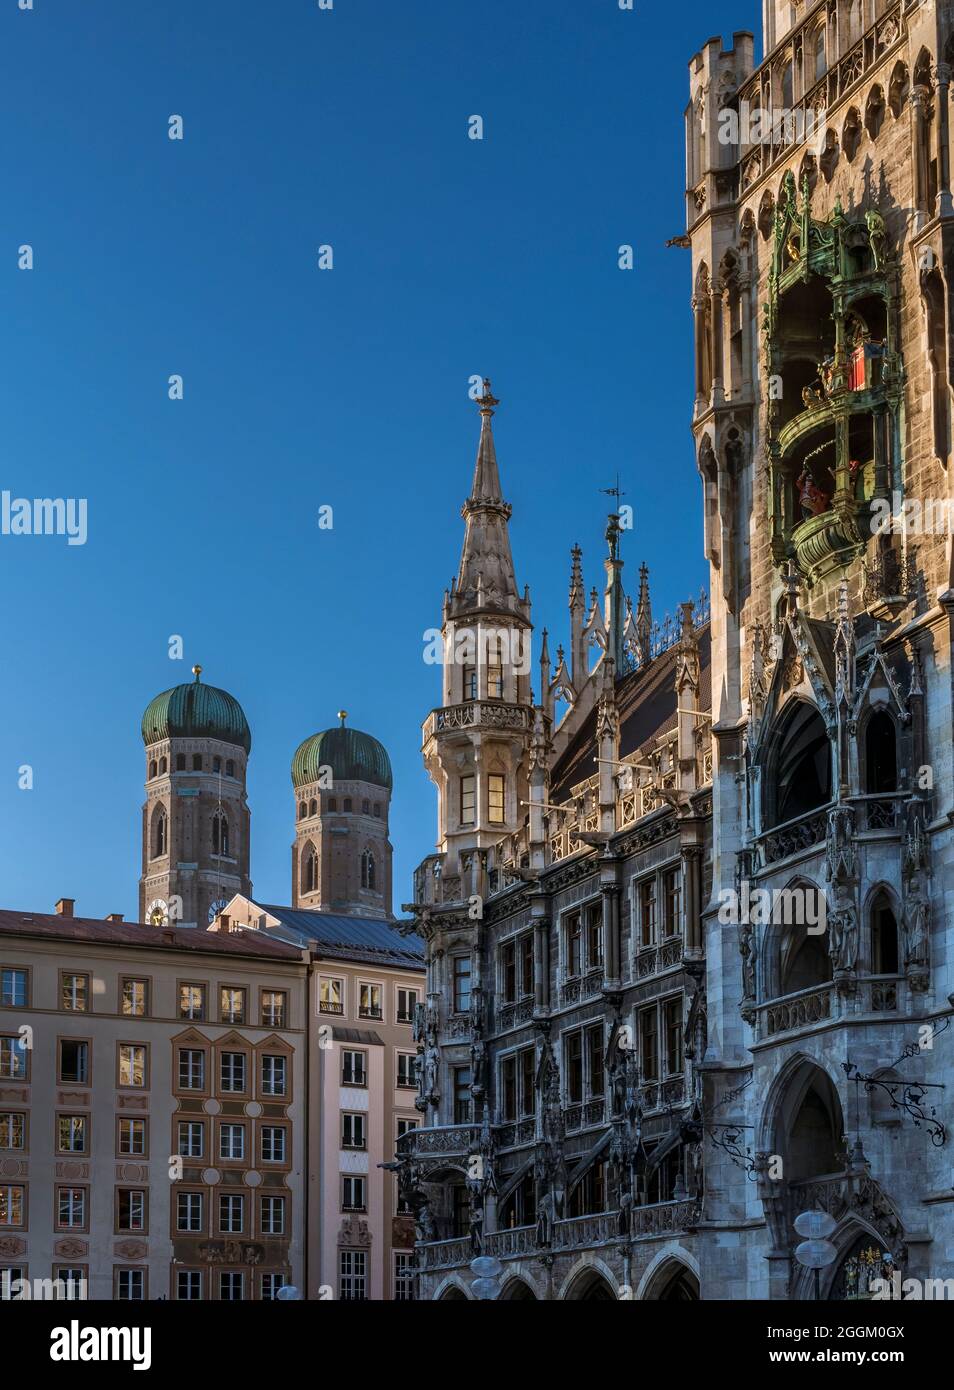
(220, 987), (246, 1024)
(58, 1039), (88, 1085)
(342, 1175), (366, 1211)
(339, 1249), (367, 1301)
(565, 912), (582, 977)
(118, 1189), (145, 1232)
(119, 1118), (146, 1156)
(0, 1186), (25, 1226)
(640, 1007), (659, 1081)
(260, 1195), (285, 1235)
(177, 1270), (202, 1301)
(501, 940), (516, 1002)
(61, 973), (88, 1012)
(396, 988), (418, 1024)
(341, 1113), (366, 1150)
(179, 984), (206, 1021)
(520, 1048), (536, 1117)
(319, 977), (343, 1015)
(0, 969), (27, 1008)
(460, 775), (476, 826)
(341, 1050), (367, 1087)
(487, 663), (504, 699)
(587, 1025), (605, 1097)
(520, 935), (534, 997)
(663, 867), (683, 936)
(0, 1267), (25, 1299)
(664, 997), (683, 1076)
(121, 979), (149, 1017)
(178, 1121), (204, 1158)
(639, 878), (657, 949)
(0, 1038), (27, 1082)
(586, 902), (603, 970)
(54, 1267), (87, 1300)
(453, 956), (471, 1014)
(57, 1114), (87, 1154)
(463, 666), (477, 701)
(177, 1192), (204, 1233)
(57, 1187), (86, 1229)
(261, 1274), (286, 1301)
(261, 990), (287, 1027)
(0, 1113), (25, 1150)
(488, 773), (505, 824)
(359, 983), (382, 1019)
(219, 1271), (244, 1301)
(261, 1055), (286, 1097)
(394, 1251), (414, 1301)
(119, 1044), (146, 1089)
(261, 1125), (286, 1163)
(501, 1055), (516, 1121)
(220, 1052), (247, 1093)
(219, 1124), (246, 1161)
(178, 1049), (205, 1091)
(565, 1031), (583, 1104)
(397, 1053), (416, 1088)
(116, 1269), (145, 1300)
(396, 1117), (419, 1140)
(453, 1066), (472, 1124)
(219, 1194), (245, 1234)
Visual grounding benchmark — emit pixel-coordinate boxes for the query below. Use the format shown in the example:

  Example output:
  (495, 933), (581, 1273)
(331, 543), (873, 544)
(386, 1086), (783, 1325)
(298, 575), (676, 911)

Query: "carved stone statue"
(740, 920), (757, 1000)
(536, 1189), (555, 1248)
(865, 207), (886, 271)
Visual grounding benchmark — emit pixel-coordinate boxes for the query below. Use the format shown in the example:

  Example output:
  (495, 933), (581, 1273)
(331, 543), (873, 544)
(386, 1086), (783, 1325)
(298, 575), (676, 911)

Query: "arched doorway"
(437, 1284), (468, 1301)
(564, 1269), (617, 1301)
(499, 1278), (537, 1301)
(645, 1261), (700, 1300)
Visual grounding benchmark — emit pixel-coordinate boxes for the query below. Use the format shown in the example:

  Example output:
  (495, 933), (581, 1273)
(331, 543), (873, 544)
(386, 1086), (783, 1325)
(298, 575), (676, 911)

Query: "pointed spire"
(451, 380), (527, 621)
(569, 544), (583, 610)
(636, 564), (652, 655)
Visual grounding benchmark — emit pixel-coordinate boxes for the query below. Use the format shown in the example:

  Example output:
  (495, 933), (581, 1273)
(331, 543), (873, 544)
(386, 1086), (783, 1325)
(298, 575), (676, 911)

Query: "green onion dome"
(141, 666), (251, 754)
(292, 711), (392, 791)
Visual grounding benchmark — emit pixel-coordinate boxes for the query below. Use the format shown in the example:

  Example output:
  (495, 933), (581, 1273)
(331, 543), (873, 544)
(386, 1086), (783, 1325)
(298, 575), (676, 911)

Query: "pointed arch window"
(153, 809), (168, 859)
(226, 760), (235, 777)
(871, 891), (900, 975)
(864, 710), (898, 794)
(813, 27), (826, 82)
(298, 801), (307, 821)
(212, 812), (229, 857)
(149, 760), (158, 780)
(302, 848), (317, 895)
(159, 757), (167, 775)
(768, 701), (831, 827)
(361, 851), (376, 891)
(309, 799), (318, 817)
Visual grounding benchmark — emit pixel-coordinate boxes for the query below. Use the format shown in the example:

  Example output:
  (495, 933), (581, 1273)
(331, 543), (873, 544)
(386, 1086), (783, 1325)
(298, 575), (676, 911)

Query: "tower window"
(212, 812), (229, 857)
(362, 799), (370, 814)
(226, 760), (234, 777)
(192, 755), (203, 772)
(463, 666), (477, 701)
(361, 851), (376, 892)
(488, 774), (505, 824)
(343, 798), (353, 812)
(298, 802), (307, 820)
(176, 754), (186, 771)
(213, 757), (221, 774)
(149, 760), (157, 780)
(487, 664), (503, 699)
(303, 848), (317, 895)
(309, 799), (318, 816)
(460, 775), (476, 826)
(373, 803), (381, 817)
(154, 809), (167, 859)
(159, 757), (167, 775)
(328, 797), (337, 811)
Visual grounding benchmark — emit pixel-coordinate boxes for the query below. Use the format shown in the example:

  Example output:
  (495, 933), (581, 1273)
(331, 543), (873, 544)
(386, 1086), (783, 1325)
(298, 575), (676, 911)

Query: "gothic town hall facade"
(397, 0), (954, 1300)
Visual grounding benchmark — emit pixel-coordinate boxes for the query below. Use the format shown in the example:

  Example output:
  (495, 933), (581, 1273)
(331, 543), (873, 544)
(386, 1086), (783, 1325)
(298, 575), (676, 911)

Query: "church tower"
(139, 665), (252, 927)
(290, 712), (393, 918)
(421, 380), (534, 894)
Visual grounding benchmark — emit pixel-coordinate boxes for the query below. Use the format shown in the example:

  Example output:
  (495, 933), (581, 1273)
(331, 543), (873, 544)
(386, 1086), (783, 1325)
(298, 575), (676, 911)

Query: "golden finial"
(476, 378), (499, 417)
(192, 664), (203, 681)
(337, 709), (347, 726)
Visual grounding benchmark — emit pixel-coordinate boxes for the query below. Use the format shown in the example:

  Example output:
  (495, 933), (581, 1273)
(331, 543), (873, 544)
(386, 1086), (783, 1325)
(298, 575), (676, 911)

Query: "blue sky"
(0, 0), (759, 921)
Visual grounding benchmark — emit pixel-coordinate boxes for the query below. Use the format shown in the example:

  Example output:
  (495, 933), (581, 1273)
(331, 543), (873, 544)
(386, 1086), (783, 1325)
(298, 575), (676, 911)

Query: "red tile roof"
(0, 908), (304, 961)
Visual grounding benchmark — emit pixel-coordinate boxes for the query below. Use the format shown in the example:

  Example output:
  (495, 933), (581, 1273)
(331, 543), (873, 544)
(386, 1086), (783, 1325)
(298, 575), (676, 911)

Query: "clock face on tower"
(208, 897), (229, 924)
(147, 898), (169, 927)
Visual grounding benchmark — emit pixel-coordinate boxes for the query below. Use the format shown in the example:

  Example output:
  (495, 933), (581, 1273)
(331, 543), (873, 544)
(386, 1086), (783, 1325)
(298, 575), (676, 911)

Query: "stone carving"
(114, 1240), (147, 1260)
(337, 1214), (371, 1249)
(0, 1237), (26, 1258)
(901, 806), (931, 990)
(53, 1238), (88, 1259)
(826, 804), (858, 983)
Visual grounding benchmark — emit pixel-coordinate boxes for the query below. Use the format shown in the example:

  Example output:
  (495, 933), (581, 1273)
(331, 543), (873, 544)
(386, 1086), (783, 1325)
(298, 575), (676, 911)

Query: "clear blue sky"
(0, 0), (760, 922)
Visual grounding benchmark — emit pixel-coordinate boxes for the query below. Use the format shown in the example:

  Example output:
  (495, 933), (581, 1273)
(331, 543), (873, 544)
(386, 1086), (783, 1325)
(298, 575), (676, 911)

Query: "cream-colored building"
(0, 899), (308, 1301)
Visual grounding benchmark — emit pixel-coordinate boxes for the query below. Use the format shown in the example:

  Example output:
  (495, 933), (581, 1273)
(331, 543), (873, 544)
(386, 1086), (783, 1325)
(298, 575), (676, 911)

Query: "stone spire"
(450, 381), (527, 622)
(569, 544), (585, 687)
(636, 563), (653, 658)
(603, 513), (626, 670)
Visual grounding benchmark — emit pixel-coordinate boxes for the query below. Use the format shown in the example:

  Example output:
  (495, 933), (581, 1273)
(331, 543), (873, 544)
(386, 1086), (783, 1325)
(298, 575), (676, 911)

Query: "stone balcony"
(754, 975), (904, 1042)
(752, 805), (829, 871)
(423, 701), (532, 741)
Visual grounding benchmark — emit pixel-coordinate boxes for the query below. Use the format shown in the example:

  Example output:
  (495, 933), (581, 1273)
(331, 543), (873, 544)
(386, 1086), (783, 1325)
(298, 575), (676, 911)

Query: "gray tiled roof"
(251, 903), (425, 971)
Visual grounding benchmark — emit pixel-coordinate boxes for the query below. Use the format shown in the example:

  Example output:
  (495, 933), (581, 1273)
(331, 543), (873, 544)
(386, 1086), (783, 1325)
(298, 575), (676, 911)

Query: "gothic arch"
(888, 61), (909, 118)
(841, 106), (862, 162)
(498, 1276), (539, 1301)
(860, 705), (899, 794)
(151, 803), (168, 859)
(758, 875), (830, 1001)
(758, 1054), (845, 1182)
(864, 84), (885, 140)
(791, 1213), (902, 1299)
(762, 697), (832, 828)
(637, 1245), (701, 1300)
(434, 1276), (471, 1301)
(301, 840), (318, 895)
(559, 1257), (619, 1301)
(865, 883), (901, 975)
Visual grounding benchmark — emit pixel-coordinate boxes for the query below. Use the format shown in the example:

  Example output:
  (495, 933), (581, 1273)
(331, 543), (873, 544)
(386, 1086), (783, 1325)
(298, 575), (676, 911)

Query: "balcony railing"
(758, 981), (834, 1039)
(398, 1124), (481, 1159)
(320, 1000), (343, 1015)
(851, 793), (904, 833)
(425, 702), (532, 739)
(754, 806), (829, 869)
